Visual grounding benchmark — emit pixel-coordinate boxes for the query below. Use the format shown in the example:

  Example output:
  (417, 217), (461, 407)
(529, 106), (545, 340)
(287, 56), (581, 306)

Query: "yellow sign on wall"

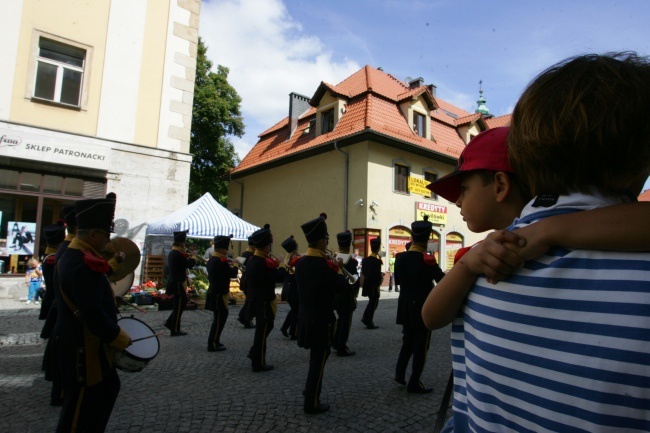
(408, 177), (431, 197)
(416, 202), (447, 225)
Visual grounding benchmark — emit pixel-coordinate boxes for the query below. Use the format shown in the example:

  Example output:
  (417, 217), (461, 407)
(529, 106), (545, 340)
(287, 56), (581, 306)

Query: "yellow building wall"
(134, 0), (169, 148)
(10, 0), (111, 135)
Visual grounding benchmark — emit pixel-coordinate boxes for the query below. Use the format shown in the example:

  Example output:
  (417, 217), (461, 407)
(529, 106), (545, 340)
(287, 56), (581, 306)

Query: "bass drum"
(114, 316), (160, 372)
(111, 272), (134, 297)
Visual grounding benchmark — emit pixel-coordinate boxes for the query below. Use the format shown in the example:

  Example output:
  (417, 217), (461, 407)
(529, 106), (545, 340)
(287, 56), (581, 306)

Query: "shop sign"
(416, 202), (447, 225)
(408, 176), (432, 197)
(0, 126), (110, 171)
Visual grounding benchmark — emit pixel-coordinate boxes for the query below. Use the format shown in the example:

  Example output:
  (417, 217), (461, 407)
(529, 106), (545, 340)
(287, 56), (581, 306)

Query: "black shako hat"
(251, 224), (273, 248)
(214, 234), (232, 250)
(247, 236), (254, 247)
(336, 230), (352, 249)
(370, 237), (381, 250)
(301, 213), (328, 244)
(61, 205), (77, 229)
(411, 215), (433, 242)
(75, 193), (116, 232)
(173, 230), (188, 243)
(405, 242), (412, 251)
(44, 220), (66, 245)
(281, 235), (298, 253)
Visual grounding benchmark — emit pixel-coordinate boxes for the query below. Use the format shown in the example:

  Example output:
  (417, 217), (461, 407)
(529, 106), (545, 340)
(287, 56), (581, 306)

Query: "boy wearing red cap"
(424, 53), (650, 432)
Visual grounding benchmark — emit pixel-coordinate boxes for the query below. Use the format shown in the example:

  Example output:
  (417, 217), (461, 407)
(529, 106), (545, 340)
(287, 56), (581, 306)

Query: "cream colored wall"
(399, 96), (430, 138)
(134, 0), (170, 148)
(230, 150), (351, 255)
(366, 141), (486, 269)
(315, 92), (346, 137)
(10, 0), (111, 135)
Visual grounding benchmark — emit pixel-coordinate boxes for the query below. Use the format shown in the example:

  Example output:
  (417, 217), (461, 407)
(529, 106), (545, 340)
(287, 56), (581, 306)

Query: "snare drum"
(114, 317), (160, 372)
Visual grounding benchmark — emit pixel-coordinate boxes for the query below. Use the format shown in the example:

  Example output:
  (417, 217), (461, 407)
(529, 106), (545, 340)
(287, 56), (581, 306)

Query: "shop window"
(394, 163), (410, 194)
(43, 175), (64, 194)
(20, 172), (41, 192)
(321, 108), (334, 134)
(0, 169), (18, 190)
(64, 177), (84, 196)
(424, 170), (438, 199)
(33, 37), (86, 107)
(413, 112), (426, 137)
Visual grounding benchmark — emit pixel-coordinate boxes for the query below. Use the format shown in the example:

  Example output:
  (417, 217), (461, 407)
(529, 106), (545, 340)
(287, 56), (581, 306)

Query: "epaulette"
(83, 250), (111, 273)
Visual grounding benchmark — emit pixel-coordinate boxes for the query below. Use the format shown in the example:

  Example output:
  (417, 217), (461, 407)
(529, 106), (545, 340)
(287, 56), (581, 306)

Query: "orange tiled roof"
(639, 189), (650, 202)
(233, 65), (506, 175)
(485, 114), (511, 128)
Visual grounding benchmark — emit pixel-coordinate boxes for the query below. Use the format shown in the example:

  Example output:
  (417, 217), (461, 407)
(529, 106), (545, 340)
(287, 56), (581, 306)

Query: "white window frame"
(422, 167), (439, 200)
(25, 30), (93, 110)
(393, 159), (411, 194)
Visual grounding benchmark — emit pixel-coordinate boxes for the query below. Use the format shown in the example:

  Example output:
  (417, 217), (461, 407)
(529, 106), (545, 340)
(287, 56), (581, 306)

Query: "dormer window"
(321, 109), (334, 134)
(413, 112), (426, 137)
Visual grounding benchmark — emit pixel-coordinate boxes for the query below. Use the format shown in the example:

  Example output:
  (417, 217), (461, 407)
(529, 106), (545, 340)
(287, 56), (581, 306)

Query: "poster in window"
(7, 221), (37, 256)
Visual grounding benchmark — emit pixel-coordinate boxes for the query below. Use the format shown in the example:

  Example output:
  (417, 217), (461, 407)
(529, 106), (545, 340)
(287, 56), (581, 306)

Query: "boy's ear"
(493, 172), (512, 202)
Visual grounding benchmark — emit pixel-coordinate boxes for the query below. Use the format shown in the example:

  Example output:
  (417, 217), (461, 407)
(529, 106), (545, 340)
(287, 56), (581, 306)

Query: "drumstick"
(117, 296), (148, 314)
(131, 332), (164, 343)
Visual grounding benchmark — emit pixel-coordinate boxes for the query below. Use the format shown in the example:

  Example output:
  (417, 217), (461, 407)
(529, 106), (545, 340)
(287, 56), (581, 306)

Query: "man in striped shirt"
(450, 53), (650, 432)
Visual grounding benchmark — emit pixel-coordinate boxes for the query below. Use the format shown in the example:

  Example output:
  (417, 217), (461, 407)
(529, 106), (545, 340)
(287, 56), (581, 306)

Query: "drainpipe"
(334, 141), (349, 230)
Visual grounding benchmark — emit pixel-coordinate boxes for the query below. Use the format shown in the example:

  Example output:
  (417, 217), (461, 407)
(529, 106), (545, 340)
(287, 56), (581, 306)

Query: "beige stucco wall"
(228, 138), (488, 267)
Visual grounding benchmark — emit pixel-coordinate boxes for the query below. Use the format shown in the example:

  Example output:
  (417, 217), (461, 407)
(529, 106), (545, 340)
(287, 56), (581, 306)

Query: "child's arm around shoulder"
(421, 236), (525, 330)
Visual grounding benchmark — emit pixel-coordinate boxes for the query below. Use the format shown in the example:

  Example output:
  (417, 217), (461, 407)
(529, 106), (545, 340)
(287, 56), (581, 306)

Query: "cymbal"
(111, 272), (134, 297)
(106, 237), (141, 282)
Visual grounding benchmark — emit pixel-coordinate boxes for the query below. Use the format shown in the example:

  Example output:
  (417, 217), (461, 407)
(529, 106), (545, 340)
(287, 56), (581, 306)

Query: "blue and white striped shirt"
(451, 192), (650, 432)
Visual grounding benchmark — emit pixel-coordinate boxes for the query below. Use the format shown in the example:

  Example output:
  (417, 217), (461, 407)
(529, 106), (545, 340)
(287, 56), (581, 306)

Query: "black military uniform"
(332, 230), (360, 356)
(361, 237), (383, 329)
(55, 194), (131, 432)
(392, 242), (410, 294)
(279, 235), (300, 340)
(38, 220), (66, 407)
(206, 235), (239, 351)
(164, 230), (196, 336)
(237, 237), (255, 328)
(245, 224), (287, 372)
(295, 213), (346, 414)
(394, 217), (445, 393)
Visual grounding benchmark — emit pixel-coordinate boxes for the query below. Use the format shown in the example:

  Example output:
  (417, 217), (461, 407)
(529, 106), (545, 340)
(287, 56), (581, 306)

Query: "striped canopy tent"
(145, 192), (258, 241)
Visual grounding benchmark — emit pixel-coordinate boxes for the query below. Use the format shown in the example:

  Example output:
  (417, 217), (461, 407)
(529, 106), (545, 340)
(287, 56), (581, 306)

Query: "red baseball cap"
(427, 126), (513, 202)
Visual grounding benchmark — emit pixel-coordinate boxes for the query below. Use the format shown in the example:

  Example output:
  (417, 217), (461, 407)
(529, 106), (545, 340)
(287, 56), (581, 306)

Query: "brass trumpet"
(326, 249), (358, 285)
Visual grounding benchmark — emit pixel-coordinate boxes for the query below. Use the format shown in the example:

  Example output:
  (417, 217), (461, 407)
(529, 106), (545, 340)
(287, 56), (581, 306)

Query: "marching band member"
(237, 236), (255, 328)
(164, 230), (196, 336)
(394, 216), (445, 393)
(55, 194), (131, 432)
(39, 220), (66, 407)
(294, 213), (346, 414)
(279, 235), (300, 340)
(361, 237), (382, 329)
(206, 235), (239, 352)
(245, 224), (287, 372)
(332, 230), (359, 356)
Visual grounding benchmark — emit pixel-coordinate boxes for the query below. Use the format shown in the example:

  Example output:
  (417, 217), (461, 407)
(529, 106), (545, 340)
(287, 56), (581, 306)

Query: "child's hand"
(459, 230), (527, 283)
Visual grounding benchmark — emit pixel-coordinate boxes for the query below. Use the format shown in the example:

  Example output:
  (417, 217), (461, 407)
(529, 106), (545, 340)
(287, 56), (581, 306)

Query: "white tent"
(146, 193), (258, 241)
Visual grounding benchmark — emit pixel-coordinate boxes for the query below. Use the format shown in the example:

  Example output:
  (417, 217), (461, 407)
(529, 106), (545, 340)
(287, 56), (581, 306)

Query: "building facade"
(0, 0), (200, 276)
(227, 65), (510, 272)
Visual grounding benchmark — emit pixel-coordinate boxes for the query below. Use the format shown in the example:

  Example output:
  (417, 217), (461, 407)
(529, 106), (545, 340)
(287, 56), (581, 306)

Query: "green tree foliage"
(189, 37), (244, 204)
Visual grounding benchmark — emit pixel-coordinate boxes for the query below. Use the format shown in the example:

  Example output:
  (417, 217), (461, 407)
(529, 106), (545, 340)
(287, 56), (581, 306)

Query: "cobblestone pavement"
(0, 289), (452, 432)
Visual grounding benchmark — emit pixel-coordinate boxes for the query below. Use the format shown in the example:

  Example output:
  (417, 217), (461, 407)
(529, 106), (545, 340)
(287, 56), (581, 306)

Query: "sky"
(199, 0), (650, 191)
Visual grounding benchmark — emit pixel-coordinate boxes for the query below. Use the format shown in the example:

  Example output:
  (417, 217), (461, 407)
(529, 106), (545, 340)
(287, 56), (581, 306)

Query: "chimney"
(408, 77), (424, 89)
(427, 84), (437, 98)
(288, 92), (311, 140)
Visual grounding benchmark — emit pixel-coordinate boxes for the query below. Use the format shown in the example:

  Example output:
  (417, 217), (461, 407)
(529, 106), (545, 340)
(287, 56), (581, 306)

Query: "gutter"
(334, 141), (349, 230)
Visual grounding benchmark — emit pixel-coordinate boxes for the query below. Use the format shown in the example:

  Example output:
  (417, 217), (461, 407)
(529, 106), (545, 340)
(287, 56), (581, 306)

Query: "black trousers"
(281, 298), (299, 337)
(362, 287), (380, 324)
(238, 297), (253, 324)
(395, 324), (432, 388)
(304, 324), (332, 410)
(166, 291), (188, 333)
(208, 295), (229, 350)
(333, 306), (354, 351)
(250, 301), (275, 368)
(56, 368), (120, 433)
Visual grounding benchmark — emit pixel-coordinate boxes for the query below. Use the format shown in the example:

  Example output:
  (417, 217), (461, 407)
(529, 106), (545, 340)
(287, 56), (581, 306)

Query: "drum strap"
(56, 261), (110, 386)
